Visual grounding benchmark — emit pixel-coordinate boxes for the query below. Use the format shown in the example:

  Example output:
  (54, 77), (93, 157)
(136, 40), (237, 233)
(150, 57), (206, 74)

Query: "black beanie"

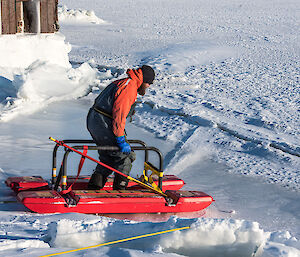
(141, 65), (155, 84)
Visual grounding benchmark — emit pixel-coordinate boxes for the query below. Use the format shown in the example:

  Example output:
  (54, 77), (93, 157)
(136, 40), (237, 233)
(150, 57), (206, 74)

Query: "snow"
(47, 216), (267, 256)
(0, 212), (299, 257)
(0, 239), (49, 251)
(0, 33), (71, 69)
(0, 61), (100, 122)
(58, 4), (107, 25)
(0, 0), (299, 256)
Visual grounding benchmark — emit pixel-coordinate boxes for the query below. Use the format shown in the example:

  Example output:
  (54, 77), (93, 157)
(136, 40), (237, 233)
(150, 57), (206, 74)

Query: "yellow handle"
(49, 137), (56, 142)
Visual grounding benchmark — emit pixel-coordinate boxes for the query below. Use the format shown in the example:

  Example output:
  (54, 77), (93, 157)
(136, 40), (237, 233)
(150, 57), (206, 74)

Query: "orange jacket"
(112, 68), (143, 137)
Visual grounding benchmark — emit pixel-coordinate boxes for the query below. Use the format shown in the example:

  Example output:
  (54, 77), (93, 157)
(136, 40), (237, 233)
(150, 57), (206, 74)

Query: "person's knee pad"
(129, 151), (136, 163)
(113, 174), (129, 190)
(88, 172), (107, 190)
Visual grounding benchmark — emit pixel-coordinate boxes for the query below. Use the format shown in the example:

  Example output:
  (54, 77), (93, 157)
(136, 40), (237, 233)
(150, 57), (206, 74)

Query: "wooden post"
(0, 0), (17, 34)
(40, 0), (56, 33)
(1, 0), (10, 34)
(1, 0), (58, 35)
(47, 0), (55, 32)
(16, 0), (24, 33)
(40, 0), (47, 33)
(8, 0), (16, 34)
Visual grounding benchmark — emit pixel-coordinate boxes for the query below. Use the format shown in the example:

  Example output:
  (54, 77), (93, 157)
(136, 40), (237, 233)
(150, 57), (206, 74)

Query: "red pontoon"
(6, 139), (213, 214)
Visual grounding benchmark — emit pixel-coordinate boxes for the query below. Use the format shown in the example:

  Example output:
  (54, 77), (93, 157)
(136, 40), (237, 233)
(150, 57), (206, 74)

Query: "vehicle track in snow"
(141, 100), (300, 158)
(132, 53), (299, 190)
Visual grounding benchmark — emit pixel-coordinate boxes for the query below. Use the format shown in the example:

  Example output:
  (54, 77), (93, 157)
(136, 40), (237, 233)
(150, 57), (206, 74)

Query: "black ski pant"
(90, 150), (136, 190)
(87, 108), (136, 190)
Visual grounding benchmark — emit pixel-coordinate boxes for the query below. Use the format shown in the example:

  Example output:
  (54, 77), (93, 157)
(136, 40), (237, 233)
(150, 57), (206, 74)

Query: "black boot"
(113, 174), (129, 190)
(88, 172), (107, 190)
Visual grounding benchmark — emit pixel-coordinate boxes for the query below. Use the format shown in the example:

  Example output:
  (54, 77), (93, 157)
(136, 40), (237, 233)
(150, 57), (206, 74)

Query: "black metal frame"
(52, 139), (164, 191)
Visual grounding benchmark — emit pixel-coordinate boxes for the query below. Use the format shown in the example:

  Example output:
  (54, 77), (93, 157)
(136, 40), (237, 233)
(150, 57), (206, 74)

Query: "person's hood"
(126, 68), (143, 88)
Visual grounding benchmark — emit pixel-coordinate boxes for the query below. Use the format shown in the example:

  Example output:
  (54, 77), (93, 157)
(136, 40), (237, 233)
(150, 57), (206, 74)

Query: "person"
(87, 65), (155, 190)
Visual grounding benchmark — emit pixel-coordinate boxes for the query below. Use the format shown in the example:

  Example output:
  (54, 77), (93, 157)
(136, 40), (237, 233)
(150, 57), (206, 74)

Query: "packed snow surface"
(0, 0), (299, 256)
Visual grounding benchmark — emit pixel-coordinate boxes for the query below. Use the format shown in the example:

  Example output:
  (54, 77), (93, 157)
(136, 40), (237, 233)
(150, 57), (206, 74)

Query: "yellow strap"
(93, 107), (113, 119)
(142, 163), (163, 191)
(126, 175), (167, 197)
(39, 226), (190, 257)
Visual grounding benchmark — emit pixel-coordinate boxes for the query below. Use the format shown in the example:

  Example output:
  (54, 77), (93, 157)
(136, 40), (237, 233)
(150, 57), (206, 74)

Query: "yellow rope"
(39, 226), (190, 257)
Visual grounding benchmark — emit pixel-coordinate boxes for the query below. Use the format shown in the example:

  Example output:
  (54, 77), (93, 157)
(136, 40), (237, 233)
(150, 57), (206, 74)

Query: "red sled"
(6, 174), (185, 193)
(16, 189), (212, 214)
(6, 139), (214, 214)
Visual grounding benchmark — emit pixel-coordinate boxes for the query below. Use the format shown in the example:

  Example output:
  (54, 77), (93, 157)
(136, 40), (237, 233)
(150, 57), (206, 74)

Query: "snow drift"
(0, 32), (116, 122)
(58, 4), (106, 24)
(0, 61), (99, 122)
(47, 216), (300, 257)
(0, 33), (71, 69)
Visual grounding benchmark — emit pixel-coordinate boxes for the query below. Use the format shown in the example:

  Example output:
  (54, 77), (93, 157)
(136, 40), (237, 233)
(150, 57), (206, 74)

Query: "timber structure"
(0, 0), (58, 34)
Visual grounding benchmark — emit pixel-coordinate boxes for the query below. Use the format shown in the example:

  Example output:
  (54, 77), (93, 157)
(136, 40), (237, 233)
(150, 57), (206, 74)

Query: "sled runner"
(6, 138), (213, 214)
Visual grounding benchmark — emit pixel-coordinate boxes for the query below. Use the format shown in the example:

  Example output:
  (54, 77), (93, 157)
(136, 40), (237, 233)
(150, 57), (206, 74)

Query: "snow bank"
(0, 33), (71, 69)
(1, 212), (298, 257)
(160, 218), (266, 257)
(0, 61), (100, 122)
(0, 239), (49, 251)
(58, 4), (106, 24)
(262, 231), (300, 257)
(0, 33), (117, 122)
(47, 217), (111, 248)
(47, 216), (300, 257)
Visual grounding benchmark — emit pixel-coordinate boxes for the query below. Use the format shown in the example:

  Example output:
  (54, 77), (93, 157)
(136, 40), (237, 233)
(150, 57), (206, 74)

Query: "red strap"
(77, 145), (88, 176)
(61, 145), (88, 195)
